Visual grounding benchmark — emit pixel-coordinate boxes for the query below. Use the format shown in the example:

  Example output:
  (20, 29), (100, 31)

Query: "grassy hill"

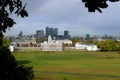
(13, 51), (120, 80)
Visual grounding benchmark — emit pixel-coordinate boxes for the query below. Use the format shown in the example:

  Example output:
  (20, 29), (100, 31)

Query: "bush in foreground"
(0, 46), (34, 80)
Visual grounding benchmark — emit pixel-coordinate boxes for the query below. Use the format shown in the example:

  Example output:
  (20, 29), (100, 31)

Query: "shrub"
(0, 46), (34, 80)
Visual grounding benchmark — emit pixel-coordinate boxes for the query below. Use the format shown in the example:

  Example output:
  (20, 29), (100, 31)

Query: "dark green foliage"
(117, 42), (120, 53)
(0, 1), (34, 80)
(2, 37), (11, 47)
(63, 78), (67, 80)
(36, 38), (47, 43)
(82, 0), (119, 13)
(0, 46), (34, 80)
(0, 0), (28, 45)
(99, 40), (118, 51)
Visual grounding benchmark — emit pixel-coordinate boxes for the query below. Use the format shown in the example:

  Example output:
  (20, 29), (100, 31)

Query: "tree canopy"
(99, 40), (118, 51)
(0, 0), (34, 80)
(0, 46), (34, 80)
(82, 0), (119, 13)
(0, 0), (28, 45)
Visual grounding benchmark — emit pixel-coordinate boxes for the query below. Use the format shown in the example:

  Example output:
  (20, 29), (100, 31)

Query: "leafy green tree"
(36, 38), (46, 43)
(99, 40), (118, 51)
(0, 0), (34, 80)
(71, 38), (84, 46)
(117, 42), (120, 53)
(2, 37), (11, 47)
(0, 46), (34, 80)
(86, 40), (94, 44)
(0, 0), (28, 45)
(82, 0), (119, 13)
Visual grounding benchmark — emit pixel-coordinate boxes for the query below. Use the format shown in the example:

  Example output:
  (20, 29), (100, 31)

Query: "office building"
(45, 27), (58, 38)
(54, 28), (58, 37)
(64, 30), (70, 39)
(85, 34), (90, 40)
(46, 27), (50, 37)
(36, 30), (44, 38)
(18, 31), (23, 37)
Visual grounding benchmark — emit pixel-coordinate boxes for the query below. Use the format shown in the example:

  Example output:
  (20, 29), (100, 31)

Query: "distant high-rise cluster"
(36, 27), (70, 39)
(45, 27), (58, 38)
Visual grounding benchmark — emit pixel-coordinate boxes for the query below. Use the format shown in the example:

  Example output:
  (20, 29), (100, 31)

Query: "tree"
(71, 38), (83, 46)
(0, 46), (34, 80)
(36, 38), (47, 43)
(99, 40), (118, 51)
(2, 37), (11, 47)
(0, 0), (34, 80)
(0, 0), (28, 45)
(82, 0), (120, 13)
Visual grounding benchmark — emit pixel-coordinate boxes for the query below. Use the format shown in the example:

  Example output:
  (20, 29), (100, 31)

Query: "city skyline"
(5, 0), (120, 36)
(7, 28), (120, 39)
(16, 26), (70, 39)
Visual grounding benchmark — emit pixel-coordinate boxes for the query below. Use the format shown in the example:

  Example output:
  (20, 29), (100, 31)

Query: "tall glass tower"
(64, 30), (69, 39)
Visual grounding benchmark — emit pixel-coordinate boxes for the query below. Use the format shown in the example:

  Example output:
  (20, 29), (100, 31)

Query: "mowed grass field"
(13, 51), (120, 80)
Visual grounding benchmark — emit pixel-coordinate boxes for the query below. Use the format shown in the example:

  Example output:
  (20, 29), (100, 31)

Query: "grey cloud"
(6, 0), (120, 36)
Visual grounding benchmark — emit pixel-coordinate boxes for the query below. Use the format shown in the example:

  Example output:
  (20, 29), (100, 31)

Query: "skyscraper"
(54, 28), (58, 36)
(18, 31), (23, 37)
(64, 30), (70, 39)
(85, 34), (90, 40)
(46, 27), (50, 38)
(36, 30), (44, 38)
(49, 28), (54, 36)
(45, 27), (58, 38)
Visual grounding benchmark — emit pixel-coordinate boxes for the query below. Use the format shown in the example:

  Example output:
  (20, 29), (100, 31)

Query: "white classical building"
(75, 42), (99, 51)
(56, 39), (72, 46)
(41, 35), (63, 51)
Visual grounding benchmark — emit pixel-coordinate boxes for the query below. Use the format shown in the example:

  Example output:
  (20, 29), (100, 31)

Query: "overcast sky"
(5, 0), (120, 36)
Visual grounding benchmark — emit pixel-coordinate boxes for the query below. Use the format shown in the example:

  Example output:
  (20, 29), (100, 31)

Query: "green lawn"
(13, 51), (120, 80)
